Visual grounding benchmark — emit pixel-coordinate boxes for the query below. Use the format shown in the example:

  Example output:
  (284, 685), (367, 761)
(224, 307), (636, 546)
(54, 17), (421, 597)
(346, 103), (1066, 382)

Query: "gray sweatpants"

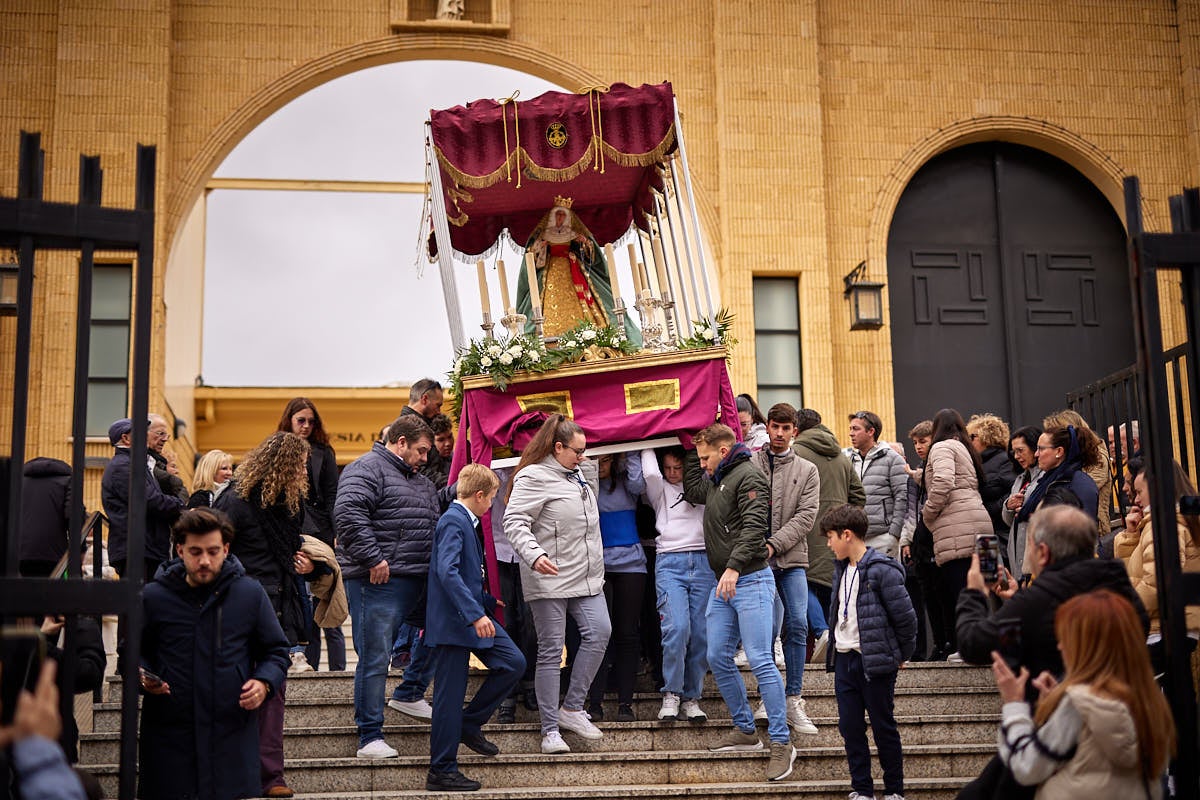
(527, 592), (612, 735)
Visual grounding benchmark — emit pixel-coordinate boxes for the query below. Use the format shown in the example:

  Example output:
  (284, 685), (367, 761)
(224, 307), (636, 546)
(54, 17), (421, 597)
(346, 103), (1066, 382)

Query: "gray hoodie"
(502, 456), (604, 601)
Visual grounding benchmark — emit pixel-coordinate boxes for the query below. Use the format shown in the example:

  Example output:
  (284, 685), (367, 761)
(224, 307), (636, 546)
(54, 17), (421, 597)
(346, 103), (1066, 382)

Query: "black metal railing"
(1, 131), (156, 800)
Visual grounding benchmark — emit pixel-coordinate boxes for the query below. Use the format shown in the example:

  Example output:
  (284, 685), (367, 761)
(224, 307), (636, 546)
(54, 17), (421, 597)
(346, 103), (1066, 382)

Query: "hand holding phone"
(140, 667), (171, 695)
(1, 627), (46, 726)
(974, 534), (1000, 584)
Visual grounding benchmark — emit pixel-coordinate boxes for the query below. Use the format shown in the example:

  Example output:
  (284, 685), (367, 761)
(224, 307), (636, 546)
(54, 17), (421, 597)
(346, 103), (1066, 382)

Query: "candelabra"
(634, 294), (670, 352)
(500, 310), (528, 338)
(660, 292), (680, 347)
(530, 305), (547, 346)
(480, 312), (495, 339)
(613, 297), (628, 337)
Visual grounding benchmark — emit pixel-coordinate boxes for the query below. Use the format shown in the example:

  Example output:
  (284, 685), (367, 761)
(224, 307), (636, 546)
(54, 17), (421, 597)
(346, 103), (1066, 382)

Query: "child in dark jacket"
(425, 464), (526, 792)
(824, 503), (917, 800)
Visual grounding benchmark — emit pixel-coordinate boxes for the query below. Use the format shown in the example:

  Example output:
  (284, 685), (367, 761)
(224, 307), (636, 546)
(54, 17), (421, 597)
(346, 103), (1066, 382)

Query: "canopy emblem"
(546, 122), (568, 149)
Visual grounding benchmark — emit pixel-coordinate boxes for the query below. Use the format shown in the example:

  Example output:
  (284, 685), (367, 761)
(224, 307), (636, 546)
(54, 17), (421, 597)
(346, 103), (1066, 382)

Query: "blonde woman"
(966, 414), (1017, 550)
(187, 449), (233, 508)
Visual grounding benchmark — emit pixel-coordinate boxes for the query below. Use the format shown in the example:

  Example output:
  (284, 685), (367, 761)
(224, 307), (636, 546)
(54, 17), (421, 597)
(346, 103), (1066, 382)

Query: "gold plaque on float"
(515, 391), (574, 418)
(624, 379), (680, 414)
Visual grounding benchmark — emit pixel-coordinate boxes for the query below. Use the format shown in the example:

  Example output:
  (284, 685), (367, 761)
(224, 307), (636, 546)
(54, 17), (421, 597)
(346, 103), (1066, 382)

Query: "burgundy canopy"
(429, 82), (677, 258)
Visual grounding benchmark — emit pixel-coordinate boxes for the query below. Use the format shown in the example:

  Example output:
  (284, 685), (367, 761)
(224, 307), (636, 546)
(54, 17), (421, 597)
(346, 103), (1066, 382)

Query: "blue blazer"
(426, 502), (497, 649)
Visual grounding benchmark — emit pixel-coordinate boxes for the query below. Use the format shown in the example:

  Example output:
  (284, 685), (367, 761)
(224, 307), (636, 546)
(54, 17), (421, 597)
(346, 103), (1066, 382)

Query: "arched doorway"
(887, 142), (1132, 431)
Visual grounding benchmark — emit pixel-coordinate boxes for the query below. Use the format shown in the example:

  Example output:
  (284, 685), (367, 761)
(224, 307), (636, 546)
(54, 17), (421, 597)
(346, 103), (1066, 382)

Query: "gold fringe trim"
(432, 125), (676, 191)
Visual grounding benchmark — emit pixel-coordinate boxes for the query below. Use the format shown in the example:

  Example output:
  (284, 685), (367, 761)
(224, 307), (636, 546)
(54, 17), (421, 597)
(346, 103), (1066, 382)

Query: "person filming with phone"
(955, 505), (1147, 701)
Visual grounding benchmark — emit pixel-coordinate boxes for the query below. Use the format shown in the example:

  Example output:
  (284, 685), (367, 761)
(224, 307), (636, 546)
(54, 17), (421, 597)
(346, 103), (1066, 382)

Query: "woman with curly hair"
(994, 589), (1175, 797)
(276, 397), (346, 671)
(966, 413), (1017, 556)
(215, 431), (323, 799)
(1043, 410), (1111, 535)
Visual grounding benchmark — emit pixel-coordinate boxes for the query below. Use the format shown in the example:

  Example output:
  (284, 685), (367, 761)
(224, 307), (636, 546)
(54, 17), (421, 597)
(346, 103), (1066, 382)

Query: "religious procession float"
(424, 80), (738, 488)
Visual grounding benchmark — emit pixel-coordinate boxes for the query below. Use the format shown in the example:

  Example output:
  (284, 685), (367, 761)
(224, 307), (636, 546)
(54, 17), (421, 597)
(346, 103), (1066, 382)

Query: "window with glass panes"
(752, 277), (802, 411)
(87, 264), (132, 436)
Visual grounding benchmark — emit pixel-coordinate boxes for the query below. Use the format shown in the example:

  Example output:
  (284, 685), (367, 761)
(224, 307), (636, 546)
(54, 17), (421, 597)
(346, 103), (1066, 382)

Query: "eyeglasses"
(294, 418), (314, 426)
(1035, 444), (1055, 451)
(564, 446), (586, 456)
(852, 411), (869, 420)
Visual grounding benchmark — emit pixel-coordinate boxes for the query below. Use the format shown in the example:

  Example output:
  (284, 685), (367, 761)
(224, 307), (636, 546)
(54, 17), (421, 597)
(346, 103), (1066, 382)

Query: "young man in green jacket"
(683, 423), (796, 782)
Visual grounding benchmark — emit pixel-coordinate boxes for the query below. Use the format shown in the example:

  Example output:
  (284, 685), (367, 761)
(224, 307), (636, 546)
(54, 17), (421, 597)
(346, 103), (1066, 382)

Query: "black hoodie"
(19, 457), (73, 563)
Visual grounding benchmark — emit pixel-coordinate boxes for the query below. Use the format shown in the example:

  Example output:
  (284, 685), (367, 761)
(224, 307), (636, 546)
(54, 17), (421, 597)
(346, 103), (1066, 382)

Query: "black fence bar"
(1125, 176), (1200, 799)
(0, 131), (157, 800)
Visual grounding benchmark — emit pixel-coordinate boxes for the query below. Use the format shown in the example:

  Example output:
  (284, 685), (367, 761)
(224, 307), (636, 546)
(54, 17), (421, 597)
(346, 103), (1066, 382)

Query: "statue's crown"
(553, 195), (574, 209)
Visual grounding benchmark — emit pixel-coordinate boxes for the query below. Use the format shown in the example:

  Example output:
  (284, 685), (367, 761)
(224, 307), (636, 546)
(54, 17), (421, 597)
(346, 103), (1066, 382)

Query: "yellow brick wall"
(1, 0), (1197, 486)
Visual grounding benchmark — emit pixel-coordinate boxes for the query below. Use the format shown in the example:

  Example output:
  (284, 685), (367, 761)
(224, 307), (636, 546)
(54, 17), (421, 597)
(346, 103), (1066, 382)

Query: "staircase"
(80, 663), (998, 798)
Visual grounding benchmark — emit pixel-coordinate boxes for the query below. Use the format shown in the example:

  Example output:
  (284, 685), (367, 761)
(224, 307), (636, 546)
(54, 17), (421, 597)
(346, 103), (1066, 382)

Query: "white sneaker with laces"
(753, 700), (768, 723)
(882, 794), (907, 800)
(947, 651), (965, 664)
(387, 697), (433, 719)
(288, 651), (314, 674)
(558, 707), (604, 739)
(541, 731), (571, 754)
(734, 648), (749, 667)
(356, 739), (398, 759)
(658, 692), (680, 721)
(786, 695), (818, 735)
(810, 629), (830, 661)
(773, 638), (786, 667)
(681, 699), (707, 722)
(848, 793), (873, 800)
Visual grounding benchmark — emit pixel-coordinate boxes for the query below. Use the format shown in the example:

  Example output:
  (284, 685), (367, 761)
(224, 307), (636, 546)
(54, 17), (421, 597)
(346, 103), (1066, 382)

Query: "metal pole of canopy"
(672, 105), (719, 322)
(657, 184), (696, 336)
(426, 121), (466, 353)
(666, 157), (708, 329)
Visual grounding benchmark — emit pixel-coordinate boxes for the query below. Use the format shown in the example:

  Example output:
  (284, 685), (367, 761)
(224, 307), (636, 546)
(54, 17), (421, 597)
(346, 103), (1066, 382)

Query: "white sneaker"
(947, 651), (965, 664)
(773, 638), (786, 667)
(387, 697), (433, 719)
(810, 630), (830, 662)
(882, 794), (907, 800)
(848, 794), (874, 800)
(681, 699), (707, 722)
(658, 692), (680, 721)
(541, 731), (571, 754)
(753, 700), (768, 723)
(734, 648), (749, 667)
(356, 739), (398, 759)
(558, 707), (603, 739)
(786, 695), (818, 735)
(288, 651), (314, 674)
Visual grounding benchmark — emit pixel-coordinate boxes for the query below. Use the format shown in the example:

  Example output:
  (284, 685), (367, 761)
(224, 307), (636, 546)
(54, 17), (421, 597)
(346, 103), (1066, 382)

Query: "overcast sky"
(202, 61), (566, 387)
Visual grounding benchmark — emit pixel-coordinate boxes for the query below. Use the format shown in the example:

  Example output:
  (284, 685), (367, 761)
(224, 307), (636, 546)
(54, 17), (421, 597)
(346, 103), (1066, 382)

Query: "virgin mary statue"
(516, 198), (642, 346)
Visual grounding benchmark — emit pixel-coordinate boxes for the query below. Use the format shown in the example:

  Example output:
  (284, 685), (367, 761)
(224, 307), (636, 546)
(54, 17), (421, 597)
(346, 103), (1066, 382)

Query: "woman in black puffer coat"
(967, 413), (1017, 561)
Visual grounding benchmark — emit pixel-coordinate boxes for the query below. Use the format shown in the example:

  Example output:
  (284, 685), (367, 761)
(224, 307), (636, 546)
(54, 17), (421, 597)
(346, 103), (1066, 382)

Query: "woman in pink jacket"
(921, 408), (991, 659)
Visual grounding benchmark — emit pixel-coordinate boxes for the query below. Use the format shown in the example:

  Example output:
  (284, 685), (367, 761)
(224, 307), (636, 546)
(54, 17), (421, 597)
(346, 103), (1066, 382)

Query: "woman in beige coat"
(921, 408), (991, 658)
(1113, 461), (1200, 675)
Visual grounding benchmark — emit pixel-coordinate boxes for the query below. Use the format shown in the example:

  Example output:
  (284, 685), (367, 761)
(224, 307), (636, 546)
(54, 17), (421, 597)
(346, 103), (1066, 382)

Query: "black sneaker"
(496, 701), (516, 724)
(587, 702), (605, 721)
(426, 770), (482, 792)
(616, 704), (636, 722)
(459, 730), (500, 757)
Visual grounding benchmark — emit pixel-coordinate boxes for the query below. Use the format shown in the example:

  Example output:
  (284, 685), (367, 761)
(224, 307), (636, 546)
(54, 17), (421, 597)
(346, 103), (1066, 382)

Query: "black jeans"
(497, 559), (538, 687)
(835, 649), (903, 796)
(304, 608), (347, 671)
(589, 571), (645, 706)
(937, 556), (971, 653)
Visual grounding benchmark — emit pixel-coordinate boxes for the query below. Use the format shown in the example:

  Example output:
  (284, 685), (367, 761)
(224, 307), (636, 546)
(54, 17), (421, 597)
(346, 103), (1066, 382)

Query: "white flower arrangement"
(447, 333), (554, 420)
(679, 308), (737, 351)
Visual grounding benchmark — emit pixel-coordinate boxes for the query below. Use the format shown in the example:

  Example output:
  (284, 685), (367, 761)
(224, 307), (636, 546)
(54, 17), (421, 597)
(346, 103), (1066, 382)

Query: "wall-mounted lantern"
(0, 250), (18, 317)
(843, 260), (884, 330)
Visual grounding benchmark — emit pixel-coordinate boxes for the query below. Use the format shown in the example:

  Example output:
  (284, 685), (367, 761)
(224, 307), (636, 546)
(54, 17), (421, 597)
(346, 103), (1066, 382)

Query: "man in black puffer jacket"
(955, 504), (1147, 703)
(334, 414), (453, 758)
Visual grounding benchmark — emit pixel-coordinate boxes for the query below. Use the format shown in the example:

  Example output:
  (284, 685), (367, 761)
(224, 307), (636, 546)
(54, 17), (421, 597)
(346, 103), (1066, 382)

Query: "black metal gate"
(0, 131), (155, 800)
(1125, 179), (1200, 799)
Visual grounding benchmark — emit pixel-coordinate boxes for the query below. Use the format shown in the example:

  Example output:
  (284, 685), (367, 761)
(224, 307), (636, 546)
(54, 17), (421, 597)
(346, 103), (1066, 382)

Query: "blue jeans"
(655, 551), (714, 700)
(345, 575), (426, 747)
(807, 581), (830, 637)
(706, 567), (788, 743)
(390, 630), (434, 703)
(774, 567), (810, 696)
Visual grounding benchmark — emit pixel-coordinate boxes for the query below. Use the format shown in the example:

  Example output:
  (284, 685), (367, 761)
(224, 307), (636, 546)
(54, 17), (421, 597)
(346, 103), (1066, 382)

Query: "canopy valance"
(429, 82), (677, 258)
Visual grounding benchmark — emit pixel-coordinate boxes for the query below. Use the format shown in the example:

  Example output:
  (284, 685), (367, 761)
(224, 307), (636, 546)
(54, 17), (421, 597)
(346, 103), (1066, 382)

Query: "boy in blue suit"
(426, 464), (527, 792)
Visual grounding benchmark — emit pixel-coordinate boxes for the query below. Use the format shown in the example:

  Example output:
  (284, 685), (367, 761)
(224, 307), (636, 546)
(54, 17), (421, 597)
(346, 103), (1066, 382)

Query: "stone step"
(101, 662), (994, 702)
(90, 685), (1000, 732)
(78, 713), (997, 763)
(279, 782), (971, 800)
(90, 743), (994, 796)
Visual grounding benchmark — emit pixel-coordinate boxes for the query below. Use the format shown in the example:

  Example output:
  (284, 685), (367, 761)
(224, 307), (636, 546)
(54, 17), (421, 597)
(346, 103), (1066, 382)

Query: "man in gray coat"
(844, 411), (908, 559)
(751, 403), (820, 736)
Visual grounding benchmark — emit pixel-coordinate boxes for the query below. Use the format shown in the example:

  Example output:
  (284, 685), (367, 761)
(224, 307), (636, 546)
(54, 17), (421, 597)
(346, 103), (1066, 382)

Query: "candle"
(627, 244), (641, 294)
(476, 260), (491, 317)
(496, 259), (511, 314)
(604, 244), (621, 303)
(640, 262), (653, 298)
(525, 252), (541, 310)
(652, 238), (670, 298)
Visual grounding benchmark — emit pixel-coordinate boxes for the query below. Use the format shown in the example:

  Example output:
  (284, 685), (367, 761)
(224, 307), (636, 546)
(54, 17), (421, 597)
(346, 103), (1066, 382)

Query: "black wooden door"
(887, 142), (1132, 432)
